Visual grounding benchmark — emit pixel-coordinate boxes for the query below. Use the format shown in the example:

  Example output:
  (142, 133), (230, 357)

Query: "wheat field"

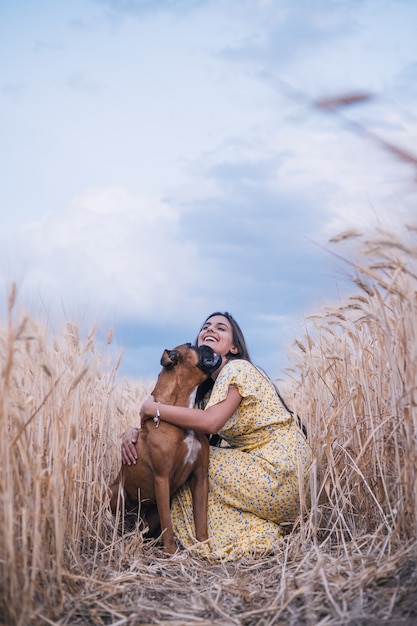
(1, 228), (417, 625)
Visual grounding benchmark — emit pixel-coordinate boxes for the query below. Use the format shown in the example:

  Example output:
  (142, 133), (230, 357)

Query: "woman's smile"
(201, 334), (218, 344)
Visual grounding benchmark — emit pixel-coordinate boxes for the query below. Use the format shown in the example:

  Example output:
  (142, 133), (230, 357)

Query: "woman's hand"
(139, 395), (156, 424)
(121, 393), (155, 464)
(121, 426), (139, 465)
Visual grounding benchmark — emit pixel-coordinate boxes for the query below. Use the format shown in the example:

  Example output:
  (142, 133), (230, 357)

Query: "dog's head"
(160, 343), (222, 376)
(152, 343), (221, 406)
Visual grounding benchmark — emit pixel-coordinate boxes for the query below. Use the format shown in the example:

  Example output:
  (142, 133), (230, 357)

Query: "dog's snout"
(198, 345), (222, 374)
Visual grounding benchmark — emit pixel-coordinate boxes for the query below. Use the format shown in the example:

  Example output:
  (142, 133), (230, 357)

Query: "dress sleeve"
(206, 360), (261, 407)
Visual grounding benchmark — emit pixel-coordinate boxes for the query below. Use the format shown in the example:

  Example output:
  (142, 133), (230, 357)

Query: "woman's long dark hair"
(194, 312), (251, 409)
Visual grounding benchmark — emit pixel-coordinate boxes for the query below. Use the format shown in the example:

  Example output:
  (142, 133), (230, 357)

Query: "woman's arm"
(140, 386), (241, 435)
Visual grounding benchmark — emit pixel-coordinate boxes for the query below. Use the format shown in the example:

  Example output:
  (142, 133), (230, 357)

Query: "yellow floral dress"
(170, 359), (311, 561)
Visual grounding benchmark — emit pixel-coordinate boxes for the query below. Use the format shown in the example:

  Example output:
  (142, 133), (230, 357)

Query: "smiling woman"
(122, 312), (311, 560)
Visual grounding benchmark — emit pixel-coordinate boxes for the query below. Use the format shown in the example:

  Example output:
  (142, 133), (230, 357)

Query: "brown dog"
(110, 343), (221, 554)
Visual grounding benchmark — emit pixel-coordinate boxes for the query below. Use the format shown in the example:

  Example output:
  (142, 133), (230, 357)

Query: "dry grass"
(1, 228), (417, 625)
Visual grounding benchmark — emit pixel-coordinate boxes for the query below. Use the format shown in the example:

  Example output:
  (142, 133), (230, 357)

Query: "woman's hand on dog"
(121, 395), (156, 464)
(139, 395), (156, 424)
(121, 426), (139, 465)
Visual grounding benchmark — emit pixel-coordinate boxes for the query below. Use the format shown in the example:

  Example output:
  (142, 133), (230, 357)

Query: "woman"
(122, 312), (311, 560)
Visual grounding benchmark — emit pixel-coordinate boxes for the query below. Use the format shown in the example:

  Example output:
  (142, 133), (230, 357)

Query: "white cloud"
(12, 187), (202, 323)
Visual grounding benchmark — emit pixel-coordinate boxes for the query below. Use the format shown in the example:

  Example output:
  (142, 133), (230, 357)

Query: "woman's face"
(197, 315), (238, 358)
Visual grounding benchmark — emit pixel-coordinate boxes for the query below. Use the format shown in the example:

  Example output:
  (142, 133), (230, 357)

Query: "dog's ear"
(160, 349), (179, 369)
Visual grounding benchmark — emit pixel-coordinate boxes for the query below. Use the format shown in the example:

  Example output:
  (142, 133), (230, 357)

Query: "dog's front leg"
(189, 464), (209, 545)
(154, 474), (176, 554)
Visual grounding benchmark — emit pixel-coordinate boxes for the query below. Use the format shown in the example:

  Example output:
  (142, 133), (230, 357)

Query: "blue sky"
(1, 0), (416, 380)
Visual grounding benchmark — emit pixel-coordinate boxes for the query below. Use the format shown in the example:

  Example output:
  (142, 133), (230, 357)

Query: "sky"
(1, 0), (417, 381)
